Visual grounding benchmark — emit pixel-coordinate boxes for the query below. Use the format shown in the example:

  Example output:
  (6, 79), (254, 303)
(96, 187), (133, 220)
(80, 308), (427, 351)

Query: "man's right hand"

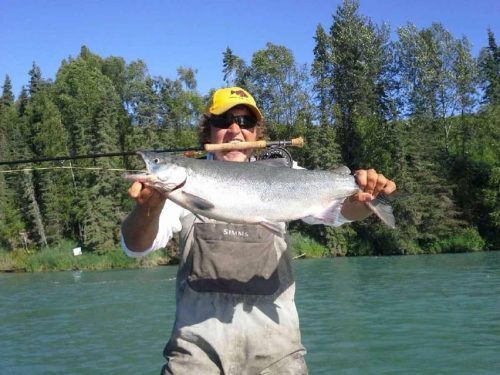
(122, 182), (167, 252)
(128, 181), (167, 207)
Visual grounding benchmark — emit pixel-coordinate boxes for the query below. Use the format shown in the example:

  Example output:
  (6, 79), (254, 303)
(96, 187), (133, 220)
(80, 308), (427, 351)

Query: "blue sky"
(1, 0), (498, 98)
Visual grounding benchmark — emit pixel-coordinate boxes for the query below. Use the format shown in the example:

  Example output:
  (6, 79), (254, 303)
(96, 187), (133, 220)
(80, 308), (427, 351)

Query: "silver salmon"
(125, 152), (395, 232)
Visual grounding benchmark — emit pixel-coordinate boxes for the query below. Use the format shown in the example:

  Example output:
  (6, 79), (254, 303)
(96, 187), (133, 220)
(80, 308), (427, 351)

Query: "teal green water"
(295, 252), (500, 374)
(1, 252), (499, 374)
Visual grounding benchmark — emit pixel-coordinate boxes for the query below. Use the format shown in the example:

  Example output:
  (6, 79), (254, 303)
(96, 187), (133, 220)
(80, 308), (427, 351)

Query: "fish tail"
(365, 194), (396, 229)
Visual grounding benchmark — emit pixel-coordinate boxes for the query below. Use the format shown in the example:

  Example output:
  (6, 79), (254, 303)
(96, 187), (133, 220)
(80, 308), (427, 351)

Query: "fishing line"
(0, 166), (144, 174)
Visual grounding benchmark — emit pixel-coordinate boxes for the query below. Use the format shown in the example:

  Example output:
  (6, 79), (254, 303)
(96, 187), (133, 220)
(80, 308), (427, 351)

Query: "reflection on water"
(1, 252), (499, 374)
(72, 270), (83, 282)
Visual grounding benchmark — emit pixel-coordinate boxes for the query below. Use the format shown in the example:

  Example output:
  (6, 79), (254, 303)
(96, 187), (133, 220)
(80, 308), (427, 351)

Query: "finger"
(364, 169), (378, 195)
(354, 169), (368, 189)
(129, 182), (155, 205)
(349, 191), (374, 203)
(373, 174), (388, 197)
(139, 186), (169, 206)
(128, 181), (143, 199)
(139, 186), (154, 202)
(382, 180), (397, 195)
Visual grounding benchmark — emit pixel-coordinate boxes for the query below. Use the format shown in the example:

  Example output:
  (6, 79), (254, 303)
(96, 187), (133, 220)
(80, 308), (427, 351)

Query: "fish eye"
(153, 158), (159, 164)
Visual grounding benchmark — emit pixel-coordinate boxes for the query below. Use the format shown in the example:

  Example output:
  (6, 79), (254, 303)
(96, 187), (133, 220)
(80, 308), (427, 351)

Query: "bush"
(0, 250), (18, 272)
(290, 231), (327, 258)
(428, 227), (486, 253)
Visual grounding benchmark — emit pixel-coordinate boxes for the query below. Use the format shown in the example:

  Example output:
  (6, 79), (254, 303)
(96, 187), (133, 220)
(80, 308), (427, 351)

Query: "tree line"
(0, 0), (498, 255)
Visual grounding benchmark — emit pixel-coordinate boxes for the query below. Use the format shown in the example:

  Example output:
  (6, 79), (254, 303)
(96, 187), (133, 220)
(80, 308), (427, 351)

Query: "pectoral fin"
(302, 195), (396, 229)
(301, 198), (346, 226)
(181, 191), (215, 211)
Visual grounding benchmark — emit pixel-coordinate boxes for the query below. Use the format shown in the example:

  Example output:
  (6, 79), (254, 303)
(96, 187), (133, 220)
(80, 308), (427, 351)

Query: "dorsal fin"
(254, 158), (290, 168)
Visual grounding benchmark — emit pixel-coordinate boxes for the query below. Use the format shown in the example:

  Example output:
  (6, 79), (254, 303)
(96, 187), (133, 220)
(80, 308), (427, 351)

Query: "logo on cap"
(230, 90), (248, 98)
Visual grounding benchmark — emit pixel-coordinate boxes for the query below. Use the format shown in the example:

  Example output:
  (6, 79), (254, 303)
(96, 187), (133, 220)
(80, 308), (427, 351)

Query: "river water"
(1, 252), (499, 374)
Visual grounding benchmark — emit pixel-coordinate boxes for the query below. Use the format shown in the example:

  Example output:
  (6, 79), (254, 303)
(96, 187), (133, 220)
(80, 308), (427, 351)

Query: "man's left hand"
(341, 169), (396, 221)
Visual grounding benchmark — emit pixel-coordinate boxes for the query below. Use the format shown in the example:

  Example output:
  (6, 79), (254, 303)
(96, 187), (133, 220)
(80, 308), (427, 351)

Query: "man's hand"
(355, 168), (396, 198)
(128, 181), (167, 207)
(122, 182), (168, 252)
(341, 169), (396, 221)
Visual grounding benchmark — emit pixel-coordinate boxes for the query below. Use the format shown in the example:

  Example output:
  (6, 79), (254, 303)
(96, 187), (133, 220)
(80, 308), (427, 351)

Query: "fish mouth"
(136, 150), (147, 159)
(123, 172), (161, 187)
(123, 172), (155, 183)
(123, 172), (184, 193)
(136, 151), (156, 172)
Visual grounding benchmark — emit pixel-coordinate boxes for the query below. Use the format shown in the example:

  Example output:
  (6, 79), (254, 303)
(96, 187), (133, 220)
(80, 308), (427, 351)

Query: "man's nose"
(227, 120), (241, 133)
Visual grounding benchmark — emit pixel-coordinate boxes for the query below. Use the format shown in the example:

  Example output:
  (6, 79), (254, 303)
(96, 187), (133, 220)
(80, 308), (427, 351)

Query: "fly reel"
(258, 146), (293, 168)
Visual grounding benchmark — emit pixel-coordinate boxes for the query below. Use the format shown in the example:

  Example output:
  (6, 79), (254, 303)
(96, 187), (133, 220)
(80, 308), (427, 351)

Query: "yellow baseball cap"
(207, 87), (263, 120)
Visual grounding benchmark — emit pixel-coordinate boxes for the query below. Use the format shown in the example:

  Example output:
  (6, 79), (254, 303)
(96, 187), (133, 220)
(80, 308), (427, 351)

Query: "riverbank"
(1, 232), (327, 272)
(0, 232), (487, 273)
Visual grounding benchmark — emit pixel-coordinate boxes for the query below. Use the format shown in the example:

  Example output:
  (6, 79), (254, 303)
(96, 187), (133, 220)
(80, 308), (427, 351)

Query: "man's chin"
(221, 150), (249, 162)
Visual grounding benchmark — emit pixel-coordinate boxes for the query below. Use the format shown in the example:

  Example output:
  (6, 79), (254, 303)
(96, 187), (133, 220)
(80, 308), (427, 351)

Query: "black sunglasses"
(209, 115), (257, 129)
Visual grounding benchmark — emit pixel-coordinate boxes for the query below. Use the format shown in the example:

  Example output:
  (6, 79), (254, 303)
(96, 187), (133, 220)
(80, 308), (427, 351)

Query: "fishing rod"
(0, 137), (304, 166)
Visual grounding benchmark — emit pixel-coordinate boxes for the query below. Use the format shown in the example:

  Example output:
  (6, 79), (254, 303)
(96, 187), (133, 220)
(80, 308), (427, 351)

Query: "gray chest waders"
(162, 215), (308, 375)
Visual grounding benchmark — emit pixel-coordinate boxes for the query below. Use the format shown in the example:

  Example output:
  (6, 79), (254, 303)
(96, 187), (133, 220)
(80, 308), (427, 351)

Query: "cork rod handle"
(204, 137), (304, 152)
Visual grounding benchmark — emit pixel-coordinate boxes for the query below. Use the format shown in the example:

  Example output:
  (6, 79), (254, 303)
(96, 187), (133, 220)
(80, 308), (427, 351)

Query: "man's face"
(210, 105), (257, 162)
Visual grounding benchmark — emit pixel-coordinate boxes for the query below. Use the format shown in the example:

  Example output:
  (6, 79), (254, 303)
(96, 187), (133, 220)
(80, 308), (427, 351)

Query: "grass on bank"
(0, 241), (175, 273)
(290, 231), (328, 258)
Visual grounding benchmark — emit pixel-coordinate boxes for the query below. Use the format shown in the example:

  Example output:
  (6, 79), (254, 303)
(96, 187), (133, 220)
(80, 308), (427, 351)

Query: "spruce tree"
(311, 25), (333, 126)
(19, 125), (49, 247)
(1, 75), (15, 110)
(53, 48), (125, 251)
(25, 90), (71, 244)
(479, 29), (500, 105)
(0, 97), (25, 249)
(17, 87), (29, 116)
(28, 62), (43, 97)
(329, 0), (393, 168)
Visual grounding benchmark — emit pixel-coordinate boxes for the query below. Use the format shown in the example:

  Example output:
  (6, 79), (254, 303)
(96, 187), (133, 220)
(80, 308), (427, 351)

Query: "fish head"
(124, 151), (187, 193)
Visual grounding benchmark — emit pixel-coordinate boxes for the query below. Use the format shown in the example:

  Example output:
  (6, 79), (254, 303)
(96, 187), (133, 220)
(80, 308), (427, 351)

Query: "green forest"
(0, 0), (498, 266)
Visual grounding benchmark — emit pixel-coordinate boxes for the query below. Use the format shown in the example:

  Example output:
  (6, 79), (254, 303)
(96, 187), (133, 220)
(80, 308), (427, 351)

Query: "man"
(121, 87), (396, 374)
